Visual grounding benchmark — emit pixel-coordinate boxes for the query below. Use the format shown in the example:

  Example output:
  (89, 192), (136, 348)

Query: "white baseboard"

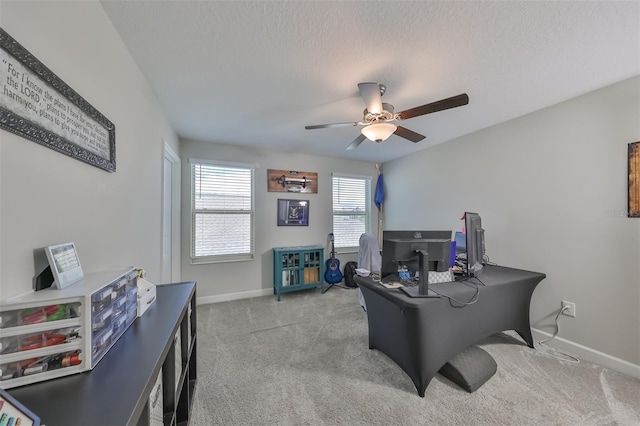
(196, 288), (273, 305)
(190, 296), (640, 379)
(531, 328), (640, 379)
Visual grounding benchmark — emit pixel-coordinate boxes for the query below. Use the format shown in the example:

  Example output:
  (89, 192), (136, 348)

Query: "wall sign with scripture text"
(0, 28), (116, 172)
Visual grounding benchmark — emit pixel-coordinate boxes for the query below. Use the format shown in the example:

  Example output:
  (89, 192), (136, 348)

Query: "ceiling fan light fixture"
(361, 122), (397, 142)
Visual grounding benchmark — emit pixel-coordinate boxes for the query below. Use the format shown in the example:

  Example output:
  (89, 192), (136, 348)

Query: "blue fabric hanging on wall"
(375, 173), (384, 210)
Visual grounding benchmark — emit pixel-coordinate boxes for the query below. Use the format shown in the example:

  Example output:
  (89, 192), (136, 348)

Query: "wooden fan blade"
(358, 82), (383, 114)
(398, 93), (469, 121)
(305, 122), (360, 130)
(346, 134), (366, 150)
(394, 126), (425, 143)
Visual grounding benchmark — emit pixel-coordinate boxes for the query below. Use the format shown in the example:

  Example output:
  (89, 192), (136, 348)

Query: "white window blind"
(332, 174), (371, 250)
(190, 160), (254, 263)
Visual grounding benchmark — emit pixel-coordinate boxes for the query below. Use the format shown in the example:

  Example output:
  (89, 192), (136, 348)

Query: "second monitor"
(381, 230), (452, 298)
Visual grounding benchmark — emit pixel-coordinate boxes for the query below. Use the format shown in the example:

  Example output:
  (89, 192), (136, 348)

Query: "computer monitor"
(381, 230), (452, 297)
(454, 231), (466, 254)
(382, 230), (452, 241)
(381, 230), (451, 279)
(464, 212), (485, 277)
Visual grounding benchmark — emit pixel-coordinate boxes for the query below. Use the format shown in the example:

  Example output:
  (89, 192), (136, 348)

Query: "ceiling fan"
(305, 82), (469, 150)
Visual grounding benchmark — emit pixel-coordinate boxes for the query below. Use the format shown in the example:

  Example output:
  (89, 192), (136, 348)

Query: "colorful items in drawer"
(0, 303), (80, 328)
(0, 350), (82, 381)
(1, 328), (80, 355)
(20, 333), (65, 351)
(22, 305), (60, 324)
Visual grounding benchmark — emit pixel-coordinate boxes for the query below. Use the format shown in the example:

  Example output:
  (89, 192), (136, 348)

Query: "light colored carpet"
(190, 287), (640, 425)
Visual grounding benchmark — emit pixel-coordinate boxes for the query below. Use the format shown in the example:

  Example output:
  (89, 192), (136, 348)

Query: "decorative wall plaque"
(268, 169), (317, 193)
(629, 141), (639, 217)
(0, 28), (116, 172)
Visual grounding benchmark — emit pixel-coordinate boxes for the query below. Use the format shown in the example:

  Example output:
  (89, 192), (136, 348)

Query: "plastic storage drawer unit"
(0, 268), (139, 389)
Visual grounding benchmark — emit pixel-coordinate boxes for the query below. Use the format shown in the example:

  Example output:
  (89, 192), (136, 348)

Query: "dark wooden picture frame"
(268, 169), (318, 193)
(0, 28), (116, 172)
(277, 199), (309, 226)
(629, 141), (640, 217)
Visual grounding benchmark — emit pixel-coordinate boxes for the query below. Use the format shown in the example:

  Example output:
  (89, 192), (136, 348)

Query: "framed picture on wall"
(277, 199), (309, 226)
(629, 141), (640, 217)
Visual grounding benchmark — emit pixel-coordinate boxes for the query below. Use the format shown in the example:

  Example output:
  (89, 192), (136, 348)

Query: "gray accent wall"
(382, 76), (640, 366)
(179, 139), (379, 300)
(0, 2), (179, 298)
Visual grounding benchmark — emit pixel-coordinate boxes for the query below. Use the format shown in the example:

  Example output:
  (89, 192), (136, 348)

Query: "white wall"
(0, 1), (179, 298)
(180, 139), (379, 301)
(383, 76), (640, 367)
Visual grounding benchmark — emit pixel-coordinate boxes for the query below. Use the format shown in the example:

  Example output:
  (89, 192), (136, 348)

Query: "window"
(332, 173), (372, 251)
(190, 159), (254, 263)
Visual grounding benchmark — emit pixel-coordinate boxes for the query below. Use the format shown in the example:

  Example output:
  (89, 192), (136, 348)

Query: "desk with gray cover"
(355, 265), (546, 397)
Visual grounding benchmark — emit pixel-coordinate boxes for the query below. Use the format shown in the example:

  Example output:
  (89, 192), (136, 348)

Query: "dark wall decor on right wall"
(629, 141), (640, 217)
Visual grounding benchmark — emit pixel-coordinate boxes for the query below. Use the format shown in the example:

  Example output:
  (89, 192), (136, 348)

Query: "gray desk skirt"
(355, 265), (546, 397)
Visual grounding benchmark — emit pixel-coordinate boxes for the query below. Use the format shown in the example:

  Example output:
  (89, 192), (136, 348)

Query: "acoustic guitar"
(324, 233), (343, 284)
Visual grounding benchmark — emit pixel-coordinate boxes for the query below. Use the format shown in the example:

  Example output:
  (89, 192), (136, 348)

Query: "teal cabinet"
(273, 246), (325, 301)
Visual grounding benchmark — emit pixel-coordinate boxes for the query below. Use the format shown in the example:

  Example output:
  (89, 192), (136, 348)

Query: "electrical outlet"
(562, 300), (576, 317)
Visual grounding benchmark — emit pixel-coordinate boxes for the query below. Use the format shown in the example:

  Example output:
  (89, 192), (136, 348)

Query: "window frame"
(331, 173), (372, 253)
(189, 158), (255, 264)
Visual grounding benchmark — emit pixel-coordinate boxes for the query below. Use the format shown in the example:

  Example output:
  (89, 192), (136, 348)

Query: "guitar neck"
(329, 233), (336, 260)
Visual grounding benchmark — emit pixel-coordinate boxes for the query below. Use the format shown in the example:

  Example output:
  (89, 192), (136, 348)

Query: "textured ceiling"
(100, 1), (640, 163)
